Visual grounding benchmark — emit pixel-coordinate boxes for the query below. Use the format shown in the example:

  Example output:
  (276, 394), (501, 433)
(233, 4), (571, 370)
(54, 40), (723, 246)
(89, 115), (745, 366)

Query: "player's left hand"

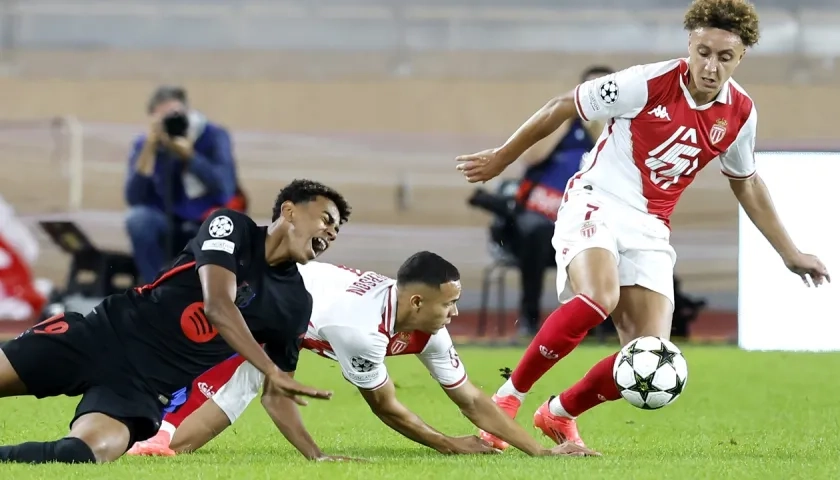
(546, 441), (601, 457)
(455, 148), (508, 183)
(784, 252), (831, 287)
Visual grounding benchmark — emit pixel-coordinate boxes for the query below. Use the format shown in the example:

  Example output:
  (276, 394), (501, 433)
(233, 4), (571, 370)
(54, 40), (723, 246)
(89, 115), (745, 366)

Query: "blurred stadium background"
(0, 0), (837, 342)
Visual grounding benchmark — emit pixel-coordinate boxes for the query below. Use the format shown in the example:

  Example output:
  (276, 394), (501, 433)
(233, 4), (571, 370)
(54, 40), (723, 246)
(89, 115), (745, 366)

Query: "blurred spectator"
(0, 195), (49, 321)
(125, 85), (242, 284)
(510, 65), (614, 336)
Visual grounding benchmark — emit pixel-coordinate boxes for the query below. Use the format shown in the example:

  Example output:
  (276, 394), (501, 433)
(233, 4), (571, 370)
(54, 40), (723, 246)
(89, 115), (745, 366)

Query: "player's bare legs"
(537, 285), (673, 446)
(67, 412), (132, 462)
(481, 247), (618, 449)
(170, 399), (232, 453)
(0, 349), (28, 397)
(611, 285), (673, 344)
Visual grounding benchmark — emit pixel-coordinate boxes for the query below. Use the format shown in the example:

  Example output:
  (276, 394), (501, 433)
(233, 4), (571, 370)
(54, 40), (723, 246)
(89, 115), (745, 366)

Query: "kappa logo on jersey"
(644, 126), (701, 190)
(710, 118), (728, 145)
(599, 80), (619, 105)
(390, 332), (411, 354)
(648, 105), (671, 121)
(208, 215), (234, 238)
(350, 356), (375, 372)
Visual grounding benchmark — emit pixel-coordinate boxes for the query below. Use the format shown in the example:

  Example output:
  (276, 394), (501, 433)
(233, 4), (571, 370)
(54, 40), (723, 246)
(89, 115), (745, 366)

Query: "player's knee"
(568, 248), (620, 313)
(579, 286), (619, 315)
(82, 435), (128, 463)
(54, 437), (97, 463)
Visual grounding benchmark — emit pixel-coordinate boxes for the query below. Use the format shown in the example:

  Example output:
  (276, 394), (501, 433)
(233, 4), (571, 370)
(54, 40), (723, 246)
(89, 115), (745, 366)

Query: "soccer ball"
(613, 336), (688, 410)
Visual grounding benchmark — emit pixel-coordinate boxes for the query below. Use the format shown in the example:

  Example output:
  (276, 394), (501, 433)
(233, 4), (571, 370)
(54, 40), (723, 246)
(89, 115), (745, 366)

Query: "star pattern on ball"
(618, 339), (646, 368)
(665, 373), (686, 397)
(627, 370), (657, 402)
(651, 342), (678, 369)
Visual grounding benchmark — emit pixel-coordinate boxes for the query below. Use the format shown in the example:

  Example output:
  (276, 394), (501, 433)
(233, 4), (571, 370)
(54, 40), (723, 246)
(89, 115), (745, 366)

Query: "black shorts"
(1, 311), (168, 443)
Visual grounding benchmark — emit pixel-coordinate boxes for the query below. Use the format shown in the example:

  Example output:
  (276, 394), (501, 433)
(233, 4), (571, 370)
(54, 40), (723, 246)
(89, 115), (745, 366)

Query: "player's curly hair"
(272, 179), (352, 224)
(684, 0), (760, 48)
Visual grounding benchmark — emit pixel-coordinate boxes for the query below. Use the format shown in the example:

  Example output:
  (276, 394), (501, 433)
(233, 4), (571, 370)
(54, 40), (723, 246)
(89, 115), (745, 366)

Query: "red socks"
(510, 294), (608, 393)
(558, 353), (621, 417)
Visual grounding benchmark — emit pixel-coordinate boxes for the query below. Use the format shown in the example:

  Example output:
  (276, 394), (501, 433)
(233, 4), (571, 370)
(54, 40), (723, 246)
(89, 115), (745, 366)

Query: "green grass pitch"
(2, 345), (839, 479)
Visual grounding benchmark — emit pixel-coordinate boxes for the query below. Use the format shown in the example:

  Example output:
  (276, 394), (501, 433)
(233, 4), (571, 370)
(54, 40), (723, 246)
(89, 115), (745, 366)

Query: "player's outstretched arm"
(358, 379), (498, 455)
(455, 92), (578, 183)
(443, 379), (598, 457)
(729, 175), (830, 286)
(260, 372), (323, 460)
(261, 372), (362, 462)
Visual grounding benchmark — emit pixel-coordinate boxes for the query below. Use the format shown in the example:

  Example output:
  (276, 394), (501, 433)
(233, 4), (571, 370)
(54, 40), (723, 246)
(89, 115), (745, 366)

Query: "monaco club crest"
(709, 118), (727, 145)
(390, 332), (411, 354)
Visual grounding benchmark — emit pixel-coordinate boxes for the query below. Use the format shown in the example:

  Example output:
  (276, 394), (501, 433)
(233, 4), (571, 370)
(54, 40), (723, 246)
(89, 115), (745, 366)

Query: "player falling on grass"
(127, 254), (597, 459)
(455, 0), (830, 450)
(0, 179), (353, 464)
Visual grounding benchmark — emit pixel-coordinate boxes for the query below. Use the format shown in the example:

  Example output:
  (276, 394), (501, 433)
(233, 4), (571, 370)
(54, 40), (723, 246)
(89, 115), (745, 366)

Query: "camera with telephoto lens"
(162, 111), (189, 138)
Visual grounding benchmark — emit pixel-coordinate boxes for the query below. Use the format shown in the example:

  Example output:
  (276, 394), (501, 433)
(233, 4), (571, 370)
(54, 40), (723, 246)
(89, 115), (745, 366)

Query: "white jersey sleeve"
(719, 105), (757, 180)
(416, 328), (467, 390)
(320, 325), (390, 391)
(574, 65), (650, 122)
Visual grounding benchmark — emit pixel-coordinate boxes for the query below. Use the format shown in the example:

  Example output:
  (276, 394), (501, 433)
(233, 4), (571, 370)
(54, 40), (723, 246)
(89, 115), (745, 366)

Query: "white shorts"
(551, 190), (677, 306)
(212, 361), (264, 424)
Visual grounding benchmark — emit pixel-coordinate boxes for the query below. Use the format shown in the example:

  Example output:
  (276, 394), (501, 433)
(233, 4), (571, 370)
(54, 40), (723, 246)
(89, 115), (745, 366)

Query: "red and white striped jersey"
(570, 58), (756, 226)
(297, 261), (467, 391)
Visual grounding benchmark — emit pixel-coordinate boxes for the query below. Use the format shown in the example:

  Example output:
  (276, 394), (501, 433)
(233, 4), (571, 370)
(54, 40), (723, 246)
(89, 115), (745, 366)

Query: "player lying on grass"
(0, 179), (351, 464)
(455, 0), (829, 451)
(128, 254), (598, 458)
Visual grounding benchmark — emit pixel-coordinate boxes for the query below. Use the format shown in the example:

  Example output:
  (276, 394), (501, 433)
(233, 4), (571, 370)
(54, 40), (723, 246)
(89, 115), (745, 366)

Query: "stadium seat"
(38, 221), (138, 299)
(474, 178), (521, 338)
(477, 239), (519, 338)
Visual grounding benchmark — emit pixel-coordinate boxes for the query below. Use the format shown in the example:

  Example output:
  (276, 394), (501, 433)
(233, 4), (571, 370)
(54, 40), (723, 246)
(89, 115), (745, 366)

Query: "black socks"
(0, 437), (96, 464)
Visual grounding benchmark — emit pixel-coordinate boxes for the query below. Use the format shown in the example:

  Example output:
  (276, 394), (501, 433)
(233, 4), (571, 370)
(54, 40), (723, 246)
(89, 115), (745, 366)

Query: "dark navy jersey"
(94, 208), (312, 396)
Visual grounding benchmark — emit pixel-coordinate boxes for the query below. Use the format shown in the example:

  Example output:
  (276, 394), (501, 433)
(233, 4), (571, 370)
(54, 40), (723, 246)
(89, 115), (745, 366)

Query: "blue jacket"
(125, 119), (237, 223)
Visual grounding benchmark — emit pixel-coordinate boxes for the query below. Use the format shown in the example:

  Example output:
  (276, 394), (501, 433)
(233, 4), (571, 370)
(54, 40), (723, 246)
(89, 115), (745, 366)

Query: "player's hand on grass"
(544, 441), (601, 457)
(784, 252), (831, 287)
(447, 435), (503, 455)
(265, 370), (333, 406)
(455, 148), (508, 184)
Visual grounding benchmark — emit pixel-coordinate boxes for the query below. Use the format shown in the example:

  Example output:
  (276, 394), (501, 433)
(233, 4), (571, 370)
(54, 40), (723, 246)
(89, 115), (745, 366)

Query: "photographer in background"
(124, 85), (240, 284)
